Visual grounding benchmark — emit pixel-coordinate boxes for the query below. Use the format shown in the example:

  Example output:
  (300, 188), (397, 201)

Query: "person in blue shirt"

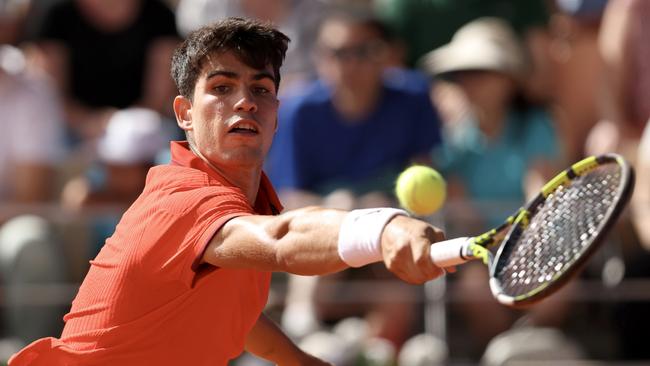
(269, 80), (440, 198)
(267, 11), (441, 207)
(266, 8), (443, 356)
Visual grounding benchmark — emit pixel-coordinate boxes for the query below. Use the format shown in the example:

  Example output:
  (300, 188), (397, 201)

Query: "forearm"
(272, 207), (349, 274)
(206, 207), (349, 275)
(245, 313), (305, 365)
(204, 206), (445, 284)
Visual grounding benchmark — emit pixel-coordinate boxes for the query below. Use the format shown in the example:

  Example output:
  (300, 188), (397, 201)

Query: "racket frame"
(488, 154), (635, 307)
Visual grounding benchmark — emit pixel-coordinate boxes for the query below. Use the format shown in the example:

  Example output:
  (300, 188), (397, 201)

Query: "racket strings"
(493, 163), (622, 298)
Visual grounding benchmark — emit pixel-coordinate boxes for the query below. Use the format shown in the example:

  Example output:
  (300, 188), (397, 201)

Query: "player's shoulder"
(143, 165), (250, 213)
(147, 164), (208, 189)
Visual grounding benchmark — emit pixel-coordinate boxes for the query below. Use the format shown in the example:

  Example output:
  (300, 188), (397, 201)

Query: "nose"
(233, 90), (258, 113)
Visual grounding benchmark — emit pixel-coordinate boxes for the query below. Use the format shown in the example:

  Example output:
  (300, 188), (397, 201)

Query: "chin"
(223, 151), (264, 167)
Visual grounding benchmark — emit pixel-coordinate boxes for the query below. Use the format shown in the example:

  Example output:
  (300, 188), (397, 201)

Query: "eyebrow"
(205, 70), (276, 84)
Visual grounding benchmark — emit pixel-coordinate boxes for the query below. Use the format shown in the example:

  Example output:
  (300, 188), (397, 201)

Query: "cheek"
(258, 98), (279, 122)
(198, 97), (226, 119)
(194, 99), (227, 131)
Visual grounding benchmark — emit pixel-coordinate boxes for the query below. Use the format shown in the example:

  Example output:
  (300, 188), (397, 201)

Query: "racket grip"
(429, 237), (472, 268)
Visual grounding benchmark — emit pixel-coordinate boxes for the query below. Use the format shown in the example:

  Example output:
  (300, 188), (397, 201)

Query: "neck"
(475, 104), (508, 140)
(188, 144), (261, 204)
(332, 86), (381, 122)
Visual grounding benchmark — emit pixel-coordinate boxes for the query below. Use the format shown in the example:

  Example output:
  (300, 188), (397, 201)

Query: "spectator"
(593, 0), (650, 360)
(29, 0), (180, 146)
(0, 45), (65, 205)
(421, 17), (566, 358)
(61, 107), (173, 256)
(0, 43), (68, 353)
(0, 0), (30, 46)
(546, 0), (608, 162)
(266, 8), (442, 353)
(620, 119), (650, 359)
(585, 0), (650, 162)
(422, 17), (562, 226)
(374, 0), (552, 102)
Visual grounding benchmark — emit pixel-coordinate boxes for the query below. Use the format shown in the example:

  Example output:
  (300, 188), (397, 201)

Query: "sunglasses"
(318, 41), (387, 62)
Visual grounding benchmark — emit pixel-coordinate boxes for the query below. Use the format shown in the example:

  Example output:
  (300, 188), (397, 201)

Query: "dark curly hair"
(171, 17), (290, 99)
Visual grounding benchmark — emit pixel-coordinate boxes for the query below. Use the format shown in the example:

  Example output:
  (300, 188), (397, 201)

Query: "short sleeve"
(136, 186), (254, 288)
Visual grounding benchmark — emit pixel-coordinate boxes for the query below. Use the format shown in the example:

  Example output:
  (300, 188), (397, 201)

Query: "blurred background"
(1, 0), (649, 365)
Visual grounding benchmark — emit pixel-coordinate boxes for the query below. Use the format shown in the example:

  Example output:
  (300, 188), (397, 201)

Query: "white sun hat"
(420, 17), (528, 80)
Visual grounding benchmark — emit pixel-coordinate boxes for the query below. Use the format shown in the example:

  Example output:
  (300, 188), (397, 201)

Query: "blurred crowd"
(0, 0), (649, 365)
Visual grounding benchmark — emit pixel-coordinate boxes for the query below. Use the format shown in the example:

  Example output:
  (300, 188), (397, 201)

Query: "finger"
(421, 225), (448, 278)
(413, 239), (445, 280)
(419, 253), (445, 280)
(425, 224), (446, 243)
(392, 266), (427, 285)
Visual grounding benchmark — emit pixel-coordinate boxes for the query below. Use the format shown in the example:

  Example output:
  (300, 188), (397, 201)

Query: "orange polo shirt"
(10, 141), (283, 366)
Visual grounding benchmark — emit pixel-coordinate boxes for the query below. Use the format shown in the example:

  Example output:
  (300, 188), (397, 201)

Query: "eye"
(252, 86), (271, 95)
(213, 85), (231, 94)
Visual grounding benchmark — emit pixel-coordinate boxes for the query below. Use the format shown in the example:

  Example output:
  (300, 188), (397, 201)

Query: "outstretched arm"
(245, 313), (331, 366)
(201, 206), (445, 284)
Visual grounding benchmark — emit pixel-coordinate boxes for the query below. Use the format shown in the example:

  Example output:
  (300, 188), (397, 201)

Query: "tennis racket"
(429, 154), (634, 307)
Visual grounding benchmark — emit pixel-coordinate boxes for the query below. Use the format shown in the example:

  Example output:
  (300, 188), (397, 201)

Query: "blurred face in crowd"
(314, 18), (388, 97)
(77, 0), (140, 31)
(174, 51), (279, 171)
(453, 70), (517, 111)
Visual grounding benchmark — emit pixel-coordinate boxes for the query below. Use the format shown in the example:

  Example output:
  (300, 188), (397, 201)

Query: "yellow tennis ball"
(395, 165), (447, 216)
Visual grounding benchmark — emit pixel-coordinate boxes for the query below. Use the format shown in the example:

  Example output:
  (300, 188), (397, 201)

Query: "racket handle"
(429, 237), (472, 268)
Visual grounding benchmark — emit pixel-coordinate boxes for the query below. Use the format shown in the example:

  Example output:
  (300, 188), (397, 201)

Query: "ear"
(173, 96), (193, 131)
(274, 99), (280, 132)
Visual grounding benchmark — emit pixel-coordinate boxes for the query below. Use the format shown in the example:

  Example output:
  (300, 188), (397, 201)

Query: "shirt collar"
(169, 141), (283, 214)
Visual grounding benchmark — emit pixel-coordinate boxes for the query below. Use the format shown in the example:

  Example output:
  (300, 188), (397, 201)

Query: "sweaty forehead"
(199, 51), (275, 80)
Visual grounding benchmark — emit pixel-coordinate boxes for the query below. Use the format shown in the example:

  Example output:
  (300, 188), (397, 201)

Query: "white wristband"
(337, 208), (409, 267)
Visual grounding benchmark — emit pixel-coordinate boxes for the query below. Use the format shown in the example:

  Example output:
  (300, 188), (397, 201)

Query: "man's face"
(174, 51), (279, 170)
(314, 19), (387, 94)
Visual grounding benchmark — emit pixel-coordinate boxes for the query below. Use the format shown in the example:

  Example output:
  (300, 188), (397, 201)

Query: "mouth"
(228, 119), (259, 135)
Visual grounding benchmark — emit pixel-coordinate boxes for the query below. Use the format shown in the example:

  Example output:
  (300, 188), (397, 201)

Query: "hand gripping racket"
(429, 154), (635, 307)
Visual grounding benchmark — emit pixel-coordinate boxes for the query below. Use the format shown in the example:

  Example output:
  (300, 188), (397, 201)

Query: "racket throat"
(463, 239), (492, 265)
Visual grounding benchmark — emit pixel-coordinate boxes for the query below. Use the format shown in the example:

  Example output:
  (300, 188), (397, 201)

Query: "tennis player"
(9, 17), (445, 365)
